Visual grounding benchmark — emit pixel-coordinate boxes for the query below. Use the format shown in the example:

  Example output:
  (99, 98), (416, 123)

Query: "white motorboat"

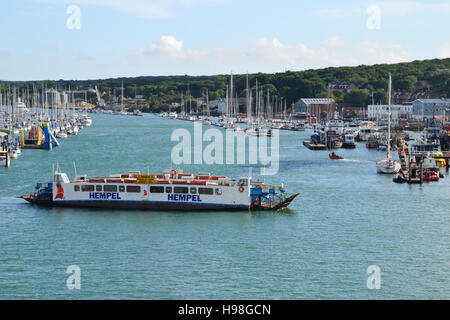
(9, 148), (19, 159)
(169, 111), (177, 119)
(56, 131), (68, 139)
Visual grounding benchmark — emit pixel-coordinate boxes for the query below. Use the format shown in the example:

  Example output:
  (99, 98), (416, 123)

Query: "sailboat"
(376, 73), (401, 174)
(119, 81), (128, 116)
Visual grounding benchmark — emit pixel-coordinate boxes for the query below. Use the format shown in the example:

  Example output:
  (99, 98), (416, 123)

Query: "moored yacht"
(376, 73), (401, 174)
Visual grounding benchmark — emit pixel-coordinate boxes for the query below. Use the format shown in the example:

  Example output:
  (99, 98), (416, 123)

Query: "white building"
(368, 105), (413, 120)
(217, 98), (226, 114)
(412, 99), (450, 119)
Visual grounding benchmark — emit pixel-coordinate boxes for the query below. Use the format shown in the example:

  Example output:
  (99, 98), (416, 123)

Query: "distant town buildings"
(217, 98), (227, 114)
(392, 90), (432, 105)
(329, 82), (358, 93)
(368, 105), (413, 120)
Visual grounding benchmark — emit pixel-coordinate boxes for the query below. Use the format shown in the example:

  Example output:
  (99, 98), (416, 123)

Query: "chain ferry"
(19, 169), (299, 211)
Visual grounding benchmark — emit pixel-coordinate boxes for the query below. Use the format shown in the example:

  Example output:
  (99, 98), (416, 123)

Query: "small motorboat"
(423, 171), (439, 182)
(377, 145), (388, 152)
(9, 149), (19, 159)
(329, 153), (344, 160)
(393, 174), (407, 184)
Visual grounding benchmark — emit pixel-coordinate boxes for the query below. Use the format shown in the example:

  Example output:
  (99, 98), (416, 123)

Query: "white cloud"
(354, 41), (412, 64)
(135, 35), (233, 64)
(134, 35), (412, 74)
(246, 38), (339, 69)
(1, 35), (415, 80)
(150, 35), (184, 57)
(322, 37), (346, 48)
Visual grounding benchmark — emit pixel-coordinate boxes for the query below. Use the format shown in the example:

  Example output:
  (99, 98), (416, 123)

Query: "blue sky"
(0, 0), (449, 80)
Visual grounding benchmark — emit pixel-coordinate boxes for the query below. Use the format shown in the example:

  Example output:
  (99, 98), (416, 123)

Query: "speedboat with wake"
(329, 152), (344, 160)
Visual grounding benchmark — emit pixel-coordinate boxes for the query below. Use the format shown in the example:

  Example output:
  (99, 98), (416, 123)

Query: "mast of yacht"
(255, 79), (259, 127)
(68, 85), (71, 119)
(121, 81), (124, 113)
(246, 73), (251, 124)
(387, 72), (392, 161)
(187, 84), (192, 115)
(228, 73), (234, 123)
(180, 93), (185, 116)
(134, 84), (137, 111)
(206, 89), (210, 118)
(72, 90), (75, 119)
(45, 85), (49, 121)
(11, 87), (16, 144)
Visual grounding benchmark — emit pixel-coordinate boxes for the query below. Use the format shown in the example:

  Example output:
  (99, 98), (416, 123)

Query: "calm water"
(0, 114), (449, 299)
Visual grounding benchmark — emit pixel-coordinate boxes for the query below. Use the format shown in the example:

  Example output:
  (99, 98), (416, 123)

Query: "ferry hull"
(59, 201), (250, 211)
(19, 196), (250, 211)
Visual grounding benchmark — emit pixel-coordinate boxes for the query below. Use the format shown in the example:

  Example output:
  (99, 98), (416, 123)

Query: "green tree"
(372, 89), (388, 105)
(446, 79), (450, 98)
(344, 89), (370, 108)
(332, 89), (344, 103)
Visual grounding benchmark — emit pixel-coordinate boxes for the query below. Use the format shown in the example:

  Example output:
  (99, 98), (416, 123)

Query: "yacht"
(376, 73), (401, 174)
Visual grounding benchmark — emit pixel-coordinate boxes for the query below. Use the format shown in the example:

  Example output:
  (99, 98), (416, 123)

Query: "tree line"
(2, 57), (449, 113)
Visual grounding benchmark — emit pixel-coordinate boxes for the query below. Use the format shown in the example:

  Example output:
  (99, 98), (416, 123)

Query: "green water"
(0, 114), (449, 299)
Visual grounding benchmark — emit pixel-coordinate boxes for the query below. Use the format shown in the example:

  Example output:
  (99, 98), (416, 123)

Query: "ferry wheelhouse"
(19, 169), (299, 211)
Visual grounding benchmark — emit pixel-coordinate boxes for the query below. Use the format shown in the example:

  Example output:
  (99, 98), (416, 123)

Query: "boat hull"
(376, 160), (401, 174)
(342, 143), (356, 149)
(19, 196), (250, 211)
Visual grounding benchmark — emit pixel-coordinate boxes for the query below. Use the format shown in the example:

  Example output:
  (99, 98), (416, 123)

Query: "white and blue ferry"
(19, 169), (299, 211)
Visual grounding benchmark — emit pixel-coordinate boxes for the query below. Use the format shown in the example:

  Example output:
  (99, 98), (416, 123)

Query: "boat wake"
(340, 159), (372, 163)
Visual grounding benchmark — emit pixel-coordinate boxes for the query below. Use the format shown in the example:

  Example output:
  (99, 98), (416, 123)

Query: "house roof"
(298, 98), (335, 105)
(414, 99), (450, 104)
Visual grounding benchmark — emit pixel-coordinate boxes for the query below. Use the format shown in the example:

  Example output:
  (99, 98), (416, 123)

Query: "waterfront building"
(294, 98), (336, 118)
(368, 105), (413, 120)
(412, 99), (450, 119)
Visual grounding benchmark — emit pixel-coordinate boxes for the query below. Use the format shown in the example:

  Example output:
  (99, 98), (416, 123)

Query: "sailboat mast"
(388, 72), (392, 157)
(255, 79), (258, 124)
(206, 89), (209, 117)
(246, 73), (250, 122)
(121, 81), (124, 112)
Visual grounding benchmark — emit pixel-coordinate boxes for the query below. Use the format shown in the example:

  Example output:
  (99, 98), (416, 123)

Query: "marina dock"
(0, 150), (10, 167)
(303, 140), (327, 150)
